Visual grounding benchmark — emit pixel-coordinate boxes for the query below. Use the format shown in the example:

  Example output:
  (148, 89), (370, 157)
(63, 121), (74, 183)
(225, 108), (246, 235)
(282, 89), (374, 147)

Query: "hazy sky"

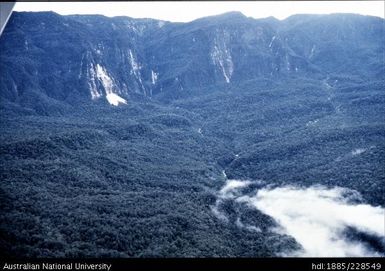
(14, 1), (384, 22)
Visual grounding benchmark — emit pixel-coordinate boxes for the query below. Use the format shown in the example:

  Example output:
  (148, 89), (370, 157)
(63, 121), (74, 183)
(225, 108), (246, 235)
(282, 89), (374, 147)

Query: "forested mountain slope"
(0, 12), (384, 257)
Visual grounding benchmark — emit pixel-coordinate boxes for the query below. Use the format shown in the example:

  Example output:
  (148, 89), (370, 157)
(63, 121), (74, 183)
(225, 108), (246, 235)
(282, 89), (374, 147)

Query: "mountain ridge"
(0, 11), (384, 113)
(0, 10), (384, 258)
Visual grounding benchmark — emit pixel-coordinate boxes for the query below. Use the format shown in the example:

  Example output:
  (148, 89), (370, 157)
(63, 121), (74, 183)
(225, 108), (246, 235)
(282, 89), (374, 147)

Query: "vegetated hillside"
(0, 103), (301, 257)
(0, 12), (384, 257)
(0, 12), (383, 110)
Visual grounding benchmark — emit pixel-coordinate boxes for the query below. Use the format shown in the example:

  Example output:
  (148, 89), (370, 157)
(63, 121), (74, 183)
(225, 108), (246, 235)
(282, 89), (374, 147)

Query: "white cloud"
(14, 1), (384, 22)
(238, 186), (384, 257)
(211, 179), (253, 222)
(219, 179), (252, 198)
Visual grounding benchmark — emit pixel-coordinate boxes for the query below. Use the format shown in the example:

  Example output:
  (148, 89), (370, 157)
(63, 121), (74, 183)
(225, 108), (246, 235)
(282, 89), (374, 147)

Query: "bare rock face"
(0, 12), (383, 111)
(0, 11), (384, 258)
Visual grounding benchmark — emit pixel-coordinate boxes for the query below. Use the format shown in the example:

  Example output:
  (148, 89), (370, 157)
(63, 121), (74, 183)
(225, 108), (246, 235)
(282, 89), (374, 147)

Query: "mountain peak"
(217, 11), (247, 18)
(190, 11), (248, 24)
(208, 11), (248, 21)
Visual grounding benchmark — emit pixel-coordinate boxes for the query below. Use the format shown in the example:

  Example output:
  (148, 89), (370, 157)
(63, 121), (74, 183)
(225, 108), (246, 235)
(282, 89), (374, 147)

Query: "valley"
(0, 11), (384, 257)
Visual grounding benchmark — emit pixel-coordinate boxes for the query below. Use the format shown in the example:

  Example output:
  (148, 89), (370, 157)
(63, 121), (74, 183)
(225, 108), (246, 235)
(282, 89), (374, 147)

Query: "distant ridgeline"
(0, 11), (383, 113)
(0, 11), (384, 258)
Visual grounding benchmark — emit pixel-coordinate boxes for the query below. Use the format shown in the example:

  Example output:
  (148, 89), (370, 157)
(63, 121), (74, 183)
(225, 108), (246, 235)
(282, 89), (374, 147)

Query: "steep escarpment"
(0, 11), (384, 257)
(0, 12), (383, 112)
